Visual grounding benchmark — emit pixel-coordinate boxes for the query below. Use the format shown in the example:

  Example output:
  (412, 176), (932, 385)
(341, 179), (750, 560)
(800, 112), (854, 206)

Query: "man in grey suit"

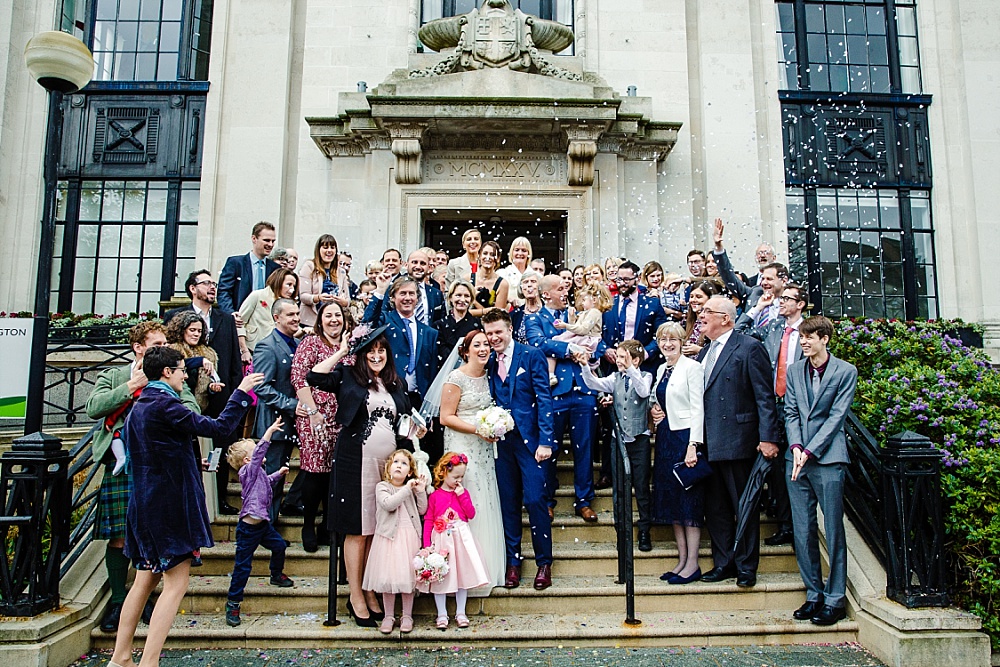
(784, 315), (858, 627)
(252, 298), (307, 520)
(697, 296), (781, 588)
(735, 283), (809, 546)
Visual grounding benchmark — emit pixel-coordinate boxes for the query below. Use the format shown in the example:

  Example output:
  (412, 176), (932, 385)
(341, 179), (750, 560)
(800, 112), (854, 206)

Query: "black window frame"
(775, 0), (922, 95)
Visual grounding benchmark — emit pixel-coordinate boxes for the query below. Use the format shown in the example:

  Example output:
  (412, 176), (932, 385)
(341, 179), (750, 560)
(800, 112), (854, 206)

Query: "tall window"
(786, 188), (937, 319)
(53, 181), (199, 314)
(91, 0), (214, 82)
(775, 0), (923, 94)
(420, 0), (575, 53)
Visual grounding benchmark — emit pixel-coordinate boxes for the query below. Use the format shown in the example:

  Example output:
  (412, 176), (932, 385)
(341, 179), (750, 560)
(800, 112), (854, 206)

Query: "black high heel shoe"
(346, 599), (377, 628)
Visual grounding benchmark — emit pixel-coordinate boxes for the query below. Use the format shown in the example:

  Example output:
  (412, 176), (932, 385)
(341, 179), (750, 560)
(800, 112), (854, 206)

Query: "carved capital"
(567, 139), (598, 186)
(385, 122), (427, 184)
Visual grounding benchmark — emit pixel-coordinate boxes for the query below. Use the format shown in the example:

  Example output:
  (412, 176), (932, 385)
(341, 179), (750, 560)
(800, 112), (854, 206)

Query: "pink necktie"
(498, 353), (508, 381)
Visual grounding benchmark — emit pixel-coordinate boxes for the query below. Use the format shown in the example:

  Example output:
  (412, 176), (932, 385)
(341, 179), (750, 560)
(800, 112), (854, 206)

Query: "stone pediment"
(304, 3), (680, 186)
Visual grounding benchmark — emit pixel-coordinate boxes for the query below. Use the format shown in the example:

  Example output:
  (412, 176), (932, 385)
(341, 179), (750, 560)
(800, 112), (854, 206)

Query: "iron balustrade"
(43, 328), (131, 428)
(843, 410), (949, 607)
(0, 432), (70, 616)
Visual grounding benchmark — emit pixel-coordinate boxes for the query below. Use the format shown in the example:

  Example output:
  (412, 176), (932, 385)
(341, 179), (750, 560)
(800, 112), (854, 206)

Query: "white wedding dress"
(443, 369), (505, 594)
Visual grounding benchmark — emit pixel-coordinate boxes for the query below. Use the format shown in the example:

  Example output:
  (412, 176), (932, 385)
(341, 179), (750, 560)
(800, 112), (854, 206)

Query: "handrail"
(843, 409), (887, 567)
(610, 414), (639, 626)
(60, 423), (101, 577)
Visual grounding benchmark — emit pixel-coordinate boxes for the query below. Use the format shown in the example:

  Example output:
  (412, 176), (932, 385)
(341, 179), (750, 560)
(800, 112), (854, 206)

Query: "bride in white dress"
(438, 330), (505, 593)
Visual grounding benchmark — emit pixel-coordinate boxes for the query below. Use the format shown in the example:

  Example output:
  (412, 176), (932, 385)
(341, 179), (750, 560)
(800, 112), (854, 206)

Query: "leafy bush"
(831, 318), (1000, 646)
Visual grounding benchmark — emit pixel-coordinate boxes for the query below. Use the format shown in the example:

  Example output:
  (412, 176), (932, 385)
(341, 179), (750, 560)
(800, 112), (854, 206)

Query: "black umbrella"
(733, 452), (774, 553)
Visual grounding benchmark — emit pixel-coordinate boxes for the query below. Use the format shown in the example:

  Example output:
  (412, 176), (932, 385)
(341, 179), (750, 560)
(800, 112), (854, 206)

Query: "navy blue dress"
(651, 369), (704, 527)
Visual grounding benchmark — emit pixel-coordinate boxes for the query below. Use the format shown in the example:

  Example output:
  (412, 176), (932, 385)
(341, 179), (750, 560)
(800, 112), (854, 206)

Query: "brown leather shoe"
(504, 565), (521, 589)
(547, 506), (554, 520)
(576, 506), (598, 523)
(533, 564), (552, 590)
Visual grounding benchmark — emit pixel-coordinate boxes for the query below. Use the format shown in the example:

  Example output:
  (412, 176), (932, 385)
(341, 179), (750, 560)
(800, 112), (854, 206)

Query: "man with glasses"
(736, 284), (809, 547)
(697, 296), (780, 588)
(166, 270), (244, 515)
(601, 261), (668, 372)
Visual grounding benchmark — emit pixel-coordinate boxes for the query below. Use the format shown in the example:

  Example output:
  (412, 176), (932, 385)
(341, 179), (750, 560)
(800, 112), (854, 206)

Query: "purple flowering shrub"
(831, 318), (1000, 644)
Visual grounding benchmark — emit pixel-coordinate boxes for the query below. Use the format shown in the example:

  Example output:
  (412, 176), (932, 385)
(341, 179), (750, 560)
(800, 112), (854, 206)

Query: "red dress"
(290, 335), (341, 473)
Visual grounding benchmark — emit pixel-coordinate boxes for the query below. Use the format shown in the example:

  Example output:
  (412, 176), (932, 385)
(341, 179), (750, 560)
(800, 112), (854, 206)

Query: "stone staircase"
(91, 454), (858, 649)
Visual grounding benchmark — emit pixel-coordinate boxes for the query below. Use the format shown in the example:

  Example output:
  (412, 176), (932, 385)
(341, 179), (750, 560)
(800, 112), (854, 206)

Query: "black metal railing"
(43, 329), (131, 428)
(0, 433), (71, 616)
(843, 411), (887, 565)
(610, 415), (640, 626)
(843, 410), (949, 607)
(0, 425), (100, 616)
(60, 424), (101, 577)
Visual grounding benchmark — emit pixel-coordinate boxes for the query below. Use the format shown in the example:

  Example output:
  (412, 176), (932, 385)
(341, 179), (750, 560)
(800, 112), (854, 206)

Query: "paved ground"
(73, 645), (886, 666)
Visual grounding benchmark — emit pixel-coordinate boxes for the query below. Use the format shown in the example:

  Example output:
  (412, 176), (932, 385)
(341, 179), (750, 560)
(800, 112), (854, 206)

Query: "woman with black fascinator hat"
(306, 324), (427, 627)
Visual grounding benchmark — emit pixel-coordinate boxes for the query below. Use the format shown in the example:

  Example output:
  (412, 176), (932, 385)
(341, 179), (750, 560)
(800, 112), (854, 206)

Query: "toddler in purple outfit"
(224, 417), (294, 627)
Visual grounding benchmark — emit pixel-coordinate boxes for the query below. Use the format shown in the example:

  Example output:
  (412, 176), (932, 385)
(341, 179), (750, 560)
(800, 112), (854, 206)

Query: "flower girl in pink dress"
(418, 452), (490, 629)
(363, 449), (427, 634)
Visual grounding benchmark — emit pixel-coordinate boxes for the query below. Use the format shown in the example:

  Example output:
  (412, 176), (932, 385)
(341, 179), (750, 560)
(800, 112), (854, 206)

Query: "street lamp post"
(22, 31), (94, 434)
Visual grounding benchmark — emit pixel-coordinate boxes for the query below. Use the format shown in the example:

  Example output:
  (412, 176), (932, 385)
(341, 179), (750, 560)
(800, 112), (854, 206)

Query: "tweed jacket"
(86, 364), (134, 463)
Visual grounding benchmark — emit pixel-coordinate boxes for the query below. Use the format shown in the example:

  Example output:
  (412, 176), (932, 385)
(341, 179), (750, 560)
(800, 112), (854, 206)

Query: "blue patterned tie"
(756, 306), (771, 328)
(404, 318), (416, 374)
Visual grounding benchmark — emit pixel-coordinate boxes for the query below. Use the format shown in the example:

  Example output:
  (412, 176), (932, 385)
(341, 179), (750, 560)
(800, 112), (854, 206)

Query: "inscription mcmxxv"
(423, 153), (565, 182)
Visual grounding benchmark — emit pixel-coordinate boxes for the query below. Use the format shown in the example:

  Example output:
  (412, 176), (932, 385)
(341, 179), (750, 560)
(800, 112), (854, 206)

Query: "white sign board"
(0, 319), (33, 418)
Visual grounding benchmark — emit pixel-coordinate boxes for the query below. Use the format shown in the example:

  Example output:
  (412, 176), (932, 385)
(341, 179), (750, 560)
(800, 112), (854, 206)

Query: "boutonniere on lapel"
(260, 300), (268, 309)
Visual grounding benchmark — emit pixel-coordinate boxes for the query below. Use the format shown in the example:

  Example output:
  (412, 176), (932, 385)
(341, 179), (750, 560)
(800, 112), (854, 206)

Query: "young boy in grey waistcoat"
(580, 339), (655, 551)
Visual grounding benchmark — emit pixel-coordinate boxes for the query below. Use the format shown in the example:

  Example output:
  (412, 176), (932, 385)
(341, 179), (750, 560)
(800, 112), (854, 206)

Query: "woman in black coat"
(306, 324), (425, 627)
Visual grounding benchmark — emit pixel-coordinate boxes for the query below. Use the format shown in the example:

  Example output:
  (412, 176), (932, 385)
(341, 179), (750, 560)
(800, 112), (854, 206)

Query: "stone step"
(231, 457), (608, 489)
(90, 609), (857, 649)
(210, 510), (782, 543)
(167, 572), (811, 616)
(225, 483), (631, 514)
(196, 540), (798, 578)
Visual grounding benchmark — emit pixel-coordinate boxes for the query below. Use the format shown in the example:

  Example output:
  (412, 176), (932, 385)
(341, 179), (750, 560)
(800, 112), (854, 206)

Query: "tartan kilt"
(95, 465), (131, 540)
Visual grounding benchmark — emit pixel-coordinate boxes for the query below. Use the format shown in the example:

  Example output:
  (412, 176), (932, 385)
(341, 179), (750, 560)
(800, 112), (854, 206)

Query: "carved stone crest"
(411, 0), (581, 80)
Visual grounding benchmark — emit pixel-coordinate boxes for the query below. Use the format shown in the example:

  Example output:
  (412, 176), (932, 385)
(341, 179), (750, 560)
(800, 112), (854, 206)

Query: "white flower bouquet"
(474, 404), (515, 440)
(413, 547), (450, 584)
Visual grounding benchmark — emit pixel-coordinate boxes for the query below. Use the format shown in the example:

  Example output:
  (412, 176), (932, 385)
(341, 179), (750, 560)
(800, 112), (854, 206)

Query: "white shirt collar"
(712, 328), (734, 349)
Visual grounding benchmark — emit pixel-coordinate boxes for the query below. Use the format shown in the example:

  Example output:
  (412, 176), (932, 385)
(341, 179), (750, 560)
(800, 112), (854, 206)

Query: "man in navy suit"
(525, 274), (599, 522)
(363, 276), (442, 458)
(374, 250), (446, 326)
(601, 261), (668, 372)
(596, 260), (668, 488)
(217, 221), (280, 314)
(482, 308), (555, 591)
(697, 296), (781, 588)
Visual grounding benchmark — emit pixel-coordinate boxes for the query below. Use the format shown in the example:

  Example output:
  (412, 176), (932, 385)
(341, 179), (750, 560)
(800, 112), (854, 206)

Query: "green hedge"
(830, 319), (1000, 646)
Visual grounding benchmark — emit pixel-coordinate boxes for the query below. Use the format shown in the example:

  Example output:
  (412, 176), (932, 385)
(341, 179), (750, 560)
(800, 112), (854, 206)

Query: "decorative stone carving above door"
(304, 1), (680, 187)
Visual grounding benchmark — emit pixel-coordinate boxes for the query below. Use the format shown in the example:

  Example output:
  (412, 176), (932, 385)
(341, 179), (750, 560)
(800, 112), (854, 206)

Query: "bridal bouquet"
(413, 547), (450, 584)
(474, 405), (515, 441)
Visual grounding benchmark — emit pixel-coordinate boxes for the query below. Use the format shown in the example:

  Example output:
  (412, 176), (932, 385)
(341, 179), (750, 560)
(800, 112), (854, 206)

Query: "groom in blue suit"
(482, 309), (555, 591)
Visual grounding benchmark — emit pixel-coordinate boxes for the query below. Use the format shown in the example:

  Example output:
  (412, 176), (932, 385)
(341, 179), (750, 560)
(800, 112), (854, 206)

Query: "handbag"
(673, 455), (713, 491)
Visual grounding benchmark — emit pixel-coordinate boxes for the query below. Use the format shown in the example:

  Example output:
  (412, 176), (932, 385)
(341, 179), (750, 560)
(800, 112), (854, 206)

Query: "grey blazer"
(714, 248), (762, 307)
(252, 328), (298, 441)
(783, 354), (858, 465)
(735, 314), (804, 381)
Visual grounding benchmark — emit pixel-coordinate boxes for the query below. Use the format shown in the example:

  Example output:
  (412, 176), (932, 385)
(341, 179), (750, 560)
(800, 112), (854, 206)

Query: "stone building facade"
(1, 0), (998, 342)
